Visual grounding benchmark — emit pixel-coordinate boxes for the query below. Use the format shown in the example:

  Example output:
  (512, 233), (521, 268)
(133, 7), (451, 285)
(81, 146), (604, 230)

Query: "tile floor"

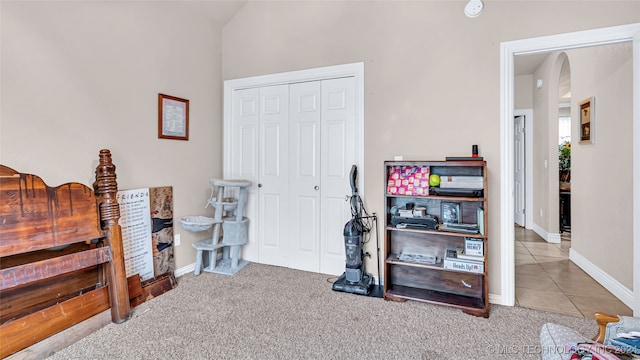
(515, 226), (633, 318)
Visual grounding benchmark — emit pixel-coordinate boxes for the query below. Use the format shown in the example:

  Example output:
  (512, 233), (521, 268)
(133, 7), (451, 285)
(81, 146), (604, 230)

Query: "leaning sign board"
(117, 188), (155, 281)
(117, 186), (177, 308)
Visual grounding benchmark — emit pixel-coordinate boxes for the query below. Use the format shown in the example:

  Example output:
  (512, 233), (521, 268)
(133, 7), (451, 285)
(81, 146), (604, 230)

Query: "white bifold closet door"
(229, 77), (356, 275)
(288, 81), (321, 272)
(257, 84), (290, 267)
(318, 78), (356, 274)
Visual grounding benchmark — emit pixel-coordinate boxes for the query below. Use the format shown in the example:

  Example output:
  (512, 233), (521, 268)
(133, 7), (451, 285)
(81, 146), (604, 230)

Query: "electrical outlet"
(539, 209), (543, 218)
(174, 233), (181, 246)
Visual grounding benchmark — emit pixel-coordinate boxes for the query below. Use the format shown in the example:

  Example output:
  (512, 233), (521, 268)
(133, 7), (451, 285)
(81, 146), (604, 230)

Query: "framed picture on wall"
(579, 96), (594, 144)
(158, 93), (189, 141)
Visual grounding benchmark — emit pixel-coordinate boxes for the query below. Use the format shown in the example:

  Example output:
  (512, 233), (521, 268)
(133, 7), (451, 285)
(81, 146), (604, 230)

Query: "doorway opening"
(500, 23), (640, 316)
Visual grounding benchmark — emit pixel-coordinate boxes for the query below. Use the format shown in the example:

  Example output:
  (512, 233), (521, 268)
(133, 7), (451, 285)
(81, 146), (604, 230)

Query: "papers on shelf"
(444, 247), (484, 274)
(464, 237), (484, 256)
(443, 258), (484, 273)
(399, 252), (439, 265)
(438, 223), (479, 234)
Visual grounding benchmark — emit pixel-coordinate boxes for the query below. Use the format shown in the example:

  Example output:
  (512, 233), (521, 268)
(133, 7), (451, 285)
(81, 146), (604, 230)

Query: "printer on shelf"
(439, 176), (483, 189)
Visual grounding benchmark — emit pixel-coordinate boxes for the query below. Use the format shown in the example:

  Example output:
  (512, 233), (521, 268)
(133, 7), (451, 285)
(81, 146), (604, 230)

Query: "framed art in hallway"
(579, 96), (594, 144)
(158, 93), (189, 140)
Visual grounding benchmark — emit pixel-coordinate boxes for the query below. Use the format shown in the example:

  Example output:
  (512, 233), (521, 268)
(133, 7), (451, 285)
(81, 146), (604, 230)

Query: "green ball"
(429, 174), (440, 187)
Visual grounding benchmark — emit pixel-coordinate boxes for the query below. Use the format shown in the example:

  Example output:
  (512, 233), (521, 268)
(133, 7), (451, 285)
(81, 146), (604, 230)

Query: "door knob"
(258, 183), (263, 188)
(314, 186), (319, 190)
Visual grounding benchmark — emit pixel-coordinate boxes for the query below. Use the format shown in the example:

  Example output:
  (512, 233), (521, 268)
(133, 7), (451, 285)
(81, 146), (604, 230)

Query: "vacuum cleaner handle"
(350, 165), (358, 195)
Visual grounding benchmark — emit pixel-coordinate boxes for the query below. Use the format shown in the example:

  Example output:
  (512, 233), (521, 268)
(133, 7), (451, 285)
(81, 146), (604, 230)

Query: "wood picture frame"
(158, 93), (189, 140)
(579, 96), (594, 144)
(441, 201), (461, 224)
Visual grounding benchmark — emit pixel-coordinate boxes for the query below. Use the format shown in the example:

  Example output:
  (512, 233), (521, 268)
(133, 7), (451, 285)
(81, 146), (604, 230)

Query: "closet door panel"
(288, 81), (321, 272)
(257, 85), (290, 266)
(320, 77), (357, 275)
(231, 88), (260, 262)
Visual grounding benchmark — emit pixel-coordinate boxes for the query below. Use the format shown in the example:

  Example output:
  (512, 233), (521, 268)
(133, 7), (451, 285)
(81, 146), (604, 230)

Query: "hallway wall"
(567, 43), (634, 290)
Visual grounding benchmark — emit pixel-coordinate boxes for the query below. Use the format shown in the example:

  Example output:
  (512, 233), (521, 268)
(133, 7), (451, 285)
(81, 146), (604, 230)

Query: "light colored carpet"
(47, 263), (596, 359)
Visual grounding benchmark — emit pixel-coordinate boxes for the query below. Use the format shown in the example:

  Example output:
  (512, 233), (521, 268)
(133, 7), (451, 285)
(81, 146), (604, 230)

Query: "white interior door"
(288, 81), (321, 272)
(257, 85), (290, 266)
(514, 115), (526, 227)
(229, 88), (260, 262)
(320, 77), (356, 275)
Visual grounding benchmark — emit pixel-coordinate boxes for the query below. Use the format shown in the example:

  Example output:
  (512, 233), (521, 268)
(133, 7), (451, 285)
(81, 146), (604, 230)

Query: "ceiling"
(514, 52), (571, 107)
(514, 53), (549, 76)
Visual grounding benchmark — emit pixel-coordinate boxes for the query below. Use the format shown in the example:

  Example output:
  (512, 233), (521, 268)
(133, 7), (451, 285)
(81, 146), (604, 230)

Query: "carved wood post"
(93, 149), (131, 323)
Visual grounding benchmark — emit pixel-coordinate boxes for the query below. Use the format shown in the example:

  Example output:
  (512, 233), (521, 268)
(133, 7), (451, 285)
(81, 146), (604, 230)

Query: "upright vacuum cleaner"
(332, 165), (381, 297)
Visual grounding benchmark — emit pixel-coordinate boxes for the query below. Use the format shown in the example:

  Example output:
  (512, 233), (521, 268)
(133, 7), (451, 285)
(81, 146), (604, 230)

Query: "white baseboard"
(569, 248), (634, 309)
(174, 263), (195, 278)
(547, 233), (561, 244)
(175, 250), (230, 278)
(489, 293), (502, 305)
(531, 222), (560, 244)
(531, 222), (547, 240)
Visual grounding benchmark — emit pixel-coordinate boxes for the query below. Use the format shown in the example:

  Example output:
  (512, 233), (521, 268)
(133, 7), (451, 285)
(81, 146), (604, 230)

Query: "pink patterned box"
(386, 165), (430, 196)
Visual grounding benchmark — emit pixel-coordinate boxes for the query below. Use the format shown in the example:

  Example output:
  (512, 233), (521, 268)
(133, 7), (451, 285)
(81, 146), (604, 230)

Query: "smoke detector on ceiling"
(464, 0), (484, 18)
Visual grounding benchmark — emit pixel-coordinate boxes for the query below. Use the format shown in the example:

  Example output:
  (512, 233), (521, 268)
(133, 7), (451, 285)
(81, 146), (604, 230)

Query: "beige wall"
(568, 43), (634, 289)
(532, 54), (555, 233)
(515, 74), (534, 110)
(0, 1), (225, 270)
(1, 0), (638, 298)
(222, 1), (640, 297)
(531, 52), (573, 236)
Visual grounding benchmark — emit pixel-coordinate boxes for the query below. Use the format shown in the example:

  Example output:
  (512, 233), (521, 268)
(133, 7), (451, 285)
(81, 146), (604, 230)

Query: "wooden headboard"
(0, 149), (130, 358)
